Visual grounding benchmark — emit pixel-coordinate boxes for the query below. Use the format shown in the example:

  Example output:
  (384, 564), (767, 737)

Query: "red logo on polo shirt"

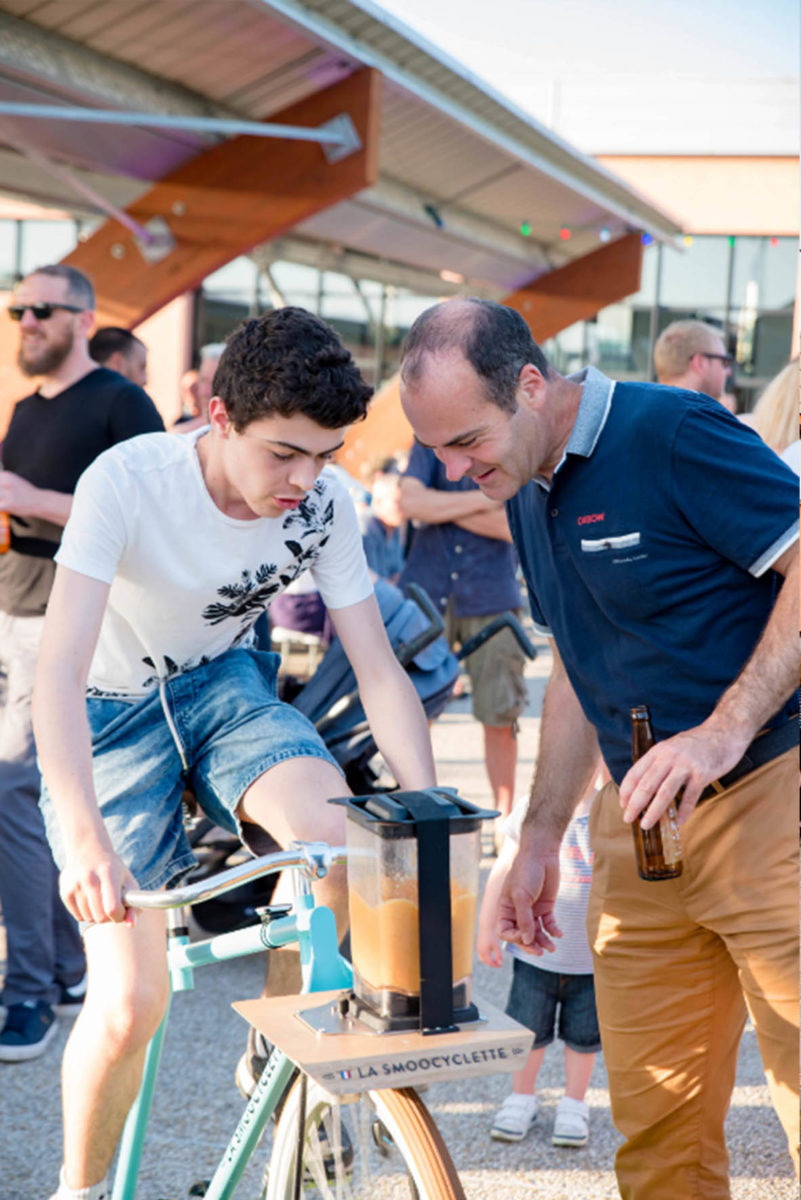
(577, 513), (605, 525)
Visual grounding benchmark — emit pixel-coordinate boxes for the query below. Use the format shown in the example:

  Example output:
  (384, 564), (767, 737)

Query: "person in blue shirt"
(398, 296), (799, 1199)
(358, 455), (407, 583)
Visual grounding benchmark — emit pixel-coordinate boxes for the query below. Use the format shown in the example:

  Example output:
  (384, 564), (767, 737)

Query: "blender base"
(298, 991), (487, 1037)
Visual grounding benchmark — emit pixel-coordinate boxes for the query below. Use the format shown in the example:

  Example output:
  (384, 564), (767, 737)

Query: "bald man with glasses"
(0, 264), (162, 1064)
(654, 318), (733, 402)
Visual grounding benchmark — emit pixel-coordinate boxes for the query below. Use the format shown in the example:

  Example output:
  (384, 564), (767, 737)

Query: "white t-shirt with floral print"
(55, 429), (373, 697)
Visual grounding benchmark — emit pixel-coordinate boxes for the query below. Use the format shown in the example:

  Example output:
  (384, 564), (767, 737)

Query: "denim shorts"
(505, 957), (601, 1053)
(40, 648), (341, 891)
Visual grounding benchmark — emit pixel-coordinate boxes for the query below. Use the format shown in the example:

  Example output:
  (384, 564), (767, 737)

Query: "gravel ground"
(0, 637), (795, 1198)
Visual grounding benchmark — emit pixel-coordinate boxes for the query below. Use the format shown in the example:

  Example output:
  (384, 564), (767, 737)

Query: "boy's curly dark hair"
(213, 307), (372, 431)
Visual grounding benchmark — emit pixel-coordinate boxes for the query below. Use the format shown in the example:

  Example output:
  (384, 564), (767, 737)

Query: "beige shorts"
(444, 604), (528, 727)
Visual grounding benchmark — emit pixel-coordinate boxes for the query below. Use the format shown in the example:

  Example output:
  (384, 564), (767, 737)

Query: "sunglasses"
(702, 352), (733, 367)
(7, 303), (86, 322)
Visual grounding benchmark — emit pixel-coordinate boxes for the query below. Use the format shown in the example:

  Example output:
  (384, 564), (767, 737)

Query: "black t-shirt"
(0, 367), (164, 616)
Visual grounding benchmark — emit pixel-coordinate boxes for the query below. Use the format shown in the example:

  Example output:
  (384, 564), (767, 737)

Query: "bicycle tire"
(265, 1074), (466, 1200)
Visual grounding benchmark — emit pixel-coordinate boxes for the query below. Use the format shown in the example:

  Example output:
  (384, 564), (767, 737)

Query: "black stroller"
(186, 579), (535, 931)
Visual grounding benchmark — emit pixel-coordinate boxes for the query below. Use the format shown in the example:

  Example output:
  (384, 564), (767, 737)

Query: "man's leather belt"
(699, 717), (798, 802)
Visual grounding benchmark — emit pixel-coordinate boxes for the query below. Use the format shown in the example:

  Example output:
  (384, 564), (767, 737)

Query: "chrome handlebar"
(122, 841), (348, 910)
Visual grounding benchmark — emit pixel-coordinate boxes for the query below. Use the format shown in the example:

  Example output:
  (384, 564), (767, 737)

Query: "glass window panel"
(320, 287), (371, 328)
(731, 237), (797, 311)
(202, 256), (257, 302)
(384, 290), (434, 341)
(0, 220), (17, 288)
(319, 269), (356, 296)
(19, 221), (78, 275)
(624, 241), (659, 308)
(659, 237), (731, 309)
(197, 296), (250, 346)
(268, 260), (321, 310)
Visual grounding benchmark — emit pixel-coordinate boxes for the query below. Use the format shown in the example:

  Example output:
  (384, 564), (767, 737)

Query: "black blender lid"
(331, 787), (498, 837)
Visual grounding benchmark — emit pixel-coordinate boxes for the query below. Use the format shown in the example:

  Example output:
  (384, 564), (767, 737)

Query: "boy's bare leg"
(563, 1045), (595, 1102)
(61, 910), (169, 1188)
(238, 756), (350, 997)
(512, 1045), (546, 1094)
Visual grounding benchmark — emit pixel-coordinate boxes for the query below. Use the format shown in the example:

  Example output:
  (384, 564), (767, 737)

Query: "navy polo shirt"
(506, 366), (799, 784)
(399, 442), (522, 617)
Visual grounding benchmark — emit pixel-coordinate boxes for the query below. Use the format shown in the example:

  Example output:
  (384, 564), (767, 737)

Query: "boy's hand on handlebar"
(60, 848), (138, 926)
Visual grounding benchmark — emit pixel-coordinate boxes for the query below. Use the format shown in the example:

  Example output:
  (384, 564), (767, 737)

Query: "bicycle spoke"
(268, 1082), (455, 1200)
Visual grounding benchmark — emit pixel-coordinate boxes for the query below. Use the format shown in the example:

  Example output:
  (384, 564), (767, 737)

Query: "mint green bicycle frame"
(111, 843), (352, 1200)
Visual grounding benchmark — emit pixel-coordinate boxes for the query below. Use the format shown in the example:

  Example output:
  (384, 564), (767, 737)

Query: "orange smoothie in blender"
(349, 883), (478, 996)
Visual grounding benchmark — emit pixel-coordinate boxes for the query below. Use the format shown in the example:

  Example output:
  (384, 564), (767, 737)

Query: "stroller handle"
(457, 612), (537, 663)
(394, 583), (446, 666)
(315, 583), (446, 737)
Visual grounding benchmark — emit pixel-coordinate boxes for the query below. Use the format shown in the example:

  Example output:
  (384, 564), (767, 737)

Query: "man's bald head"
(401, 297), (551, 412)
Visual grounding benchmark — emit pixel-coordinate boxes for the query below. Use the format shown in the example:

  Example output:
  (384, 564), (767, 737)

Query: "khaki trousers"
(587, 749), (799, 1199)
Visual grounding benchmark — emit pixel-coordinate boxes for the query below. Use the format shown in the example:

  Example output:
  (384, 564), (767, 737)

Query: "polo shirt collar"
(533, 365), (615, 490)
(565, 365), (616, 458)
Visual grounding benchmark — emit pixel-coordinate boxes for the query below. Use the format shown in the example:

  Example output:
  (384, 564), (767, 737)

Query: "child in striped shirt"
(477, 782), (600, 1148)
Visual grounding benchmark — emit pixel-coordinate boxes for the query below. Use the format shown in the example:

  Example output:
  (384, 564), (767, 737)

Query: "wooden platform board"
(233, 989), (534, 1097)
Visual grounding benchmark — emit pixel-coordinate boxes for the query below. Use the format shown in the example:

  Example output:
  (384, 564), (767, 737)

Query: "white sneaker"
(552, 1096), (589, 1147)
(490, 1092), (539, 1142)
(48, 1166), (110, 1199)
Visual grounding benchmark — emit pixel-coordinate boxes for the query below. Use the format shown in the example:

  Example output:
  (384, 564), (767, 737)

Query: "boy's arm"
(327, 593), (437, 790)
(477, 840), (517, 967)
(32, 565), (136, 924)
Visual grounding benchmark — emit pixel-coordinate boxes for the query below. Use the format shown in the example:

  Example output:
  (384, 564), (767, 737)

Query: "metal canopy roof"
(0, 0), (681, 296)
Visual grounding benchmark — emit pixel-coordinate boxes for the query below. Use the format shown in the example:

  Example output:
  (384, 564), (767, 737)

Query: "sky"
(372, 0), (800, 155)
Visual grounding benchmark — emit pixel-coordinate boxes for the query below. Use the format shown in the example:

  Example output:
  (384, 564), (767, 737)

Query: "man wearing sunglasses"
(654, 318), (733, 403)
(0, 264), (163, 1066)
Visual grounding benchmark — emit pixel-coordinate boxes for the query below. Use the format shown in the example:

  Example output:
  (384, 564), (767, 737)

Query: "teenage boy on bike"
(33, 308), (437, 1200)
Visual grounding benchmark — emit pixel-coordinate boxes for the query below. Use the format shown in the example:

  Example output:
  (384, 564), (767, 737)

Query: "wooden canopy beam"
(503, 232), (643, 343)
(62, 69), (380, 328)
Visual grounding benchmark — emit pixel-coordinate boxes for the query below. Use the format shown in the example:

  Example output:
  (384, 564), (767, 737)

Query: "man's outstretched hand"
(497, 845), (562, 954)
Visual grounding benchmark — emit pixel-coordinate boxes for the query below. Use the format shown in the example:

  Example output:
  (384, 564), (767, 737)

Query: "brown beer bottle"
(0, 510), (9, 554)
(630, 705), (683, 880)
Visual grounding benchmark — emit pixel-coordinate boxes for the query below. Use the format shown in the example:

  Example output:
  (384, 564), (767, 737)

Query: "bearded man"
(0, 264), (162, 1062)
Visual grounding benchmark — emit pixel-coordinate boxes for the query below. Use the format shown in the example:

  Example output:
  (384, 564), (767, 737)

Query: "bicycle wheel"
(265, 1074), (465, 1200)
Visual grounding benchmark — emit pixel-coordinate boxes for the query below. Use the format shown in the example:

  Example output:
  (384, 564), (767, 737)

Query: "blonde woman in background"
(748, 360), (800, 475)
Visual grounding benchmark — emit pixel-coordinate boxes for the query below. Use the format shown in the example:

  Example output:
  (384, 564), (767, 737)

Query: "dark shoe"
(0, 1000), (58, 1062)
(55, 973), (87, 1018)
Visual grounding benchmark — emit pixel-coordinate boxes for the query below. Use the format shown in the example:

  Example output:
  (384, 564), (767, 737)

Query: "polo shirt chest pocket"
(573, 530), (656, 619)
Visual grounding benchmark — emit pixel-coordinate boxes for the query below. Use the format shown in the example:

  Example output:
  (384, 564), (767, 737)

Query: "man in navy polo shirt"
(399, 297), (799, 1198)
